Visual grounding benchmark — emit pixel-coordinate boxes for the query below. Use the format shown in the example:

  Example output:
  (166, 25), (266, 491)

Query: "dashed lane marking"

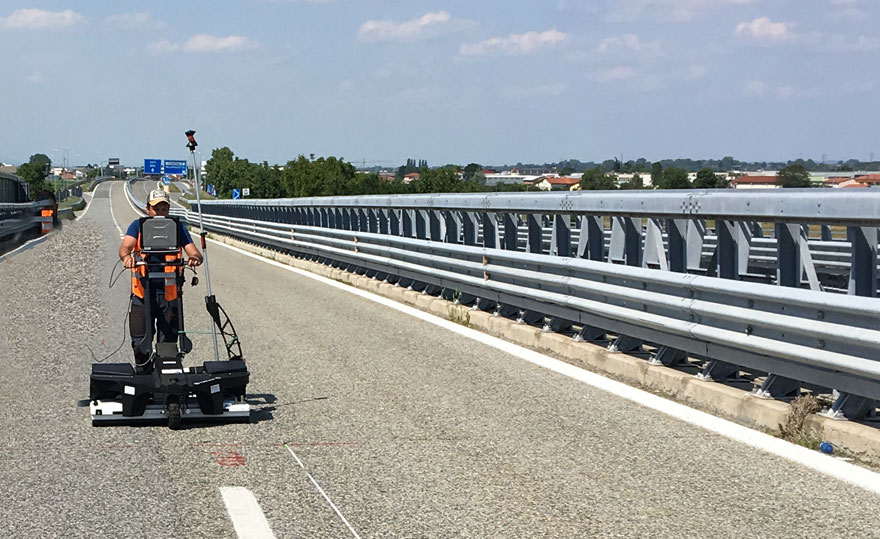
(220, 487), (276, 539)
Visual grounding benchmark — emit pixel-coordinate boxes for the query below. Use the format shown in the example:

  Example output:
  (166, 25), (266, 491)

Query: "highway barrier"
(126, 182), (880, 420)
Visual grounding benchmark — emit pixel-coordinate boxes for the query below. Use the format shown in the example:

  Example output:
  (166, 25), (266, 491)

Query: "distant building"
(484, 172), (544, 187)
(614, 172), (653, 187)
(536, 176), (580, 191)
(403, 172), (420, 184)
(730, 175), (779, 189)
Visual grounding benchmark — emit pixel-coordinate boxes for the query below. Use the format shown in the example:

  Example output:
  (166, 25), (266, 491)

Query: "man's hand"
(187, 256), (203, 268)
(122, 254), (136, 269)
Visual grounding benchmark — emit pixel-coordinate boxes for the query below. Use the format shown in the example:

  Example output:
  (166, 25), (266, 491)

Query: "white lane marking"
(75, 192), (93, 220)
(220, 487), (276, 539)
(213, 238), (880, 496)
(284, 444), (362, 539)
(108, 182), (124, 237)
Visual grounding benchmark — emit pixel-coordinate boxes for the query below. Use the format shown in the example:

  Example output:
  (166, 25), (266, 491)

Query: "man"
(118, 189), (203, 367)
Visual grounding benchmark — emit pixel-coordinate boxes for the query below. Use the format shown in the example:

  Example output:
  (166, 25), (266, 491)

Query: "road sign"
(108, 158), (120, 166)
(242, 188), (250, 197)
(232, 188), (241, 200)
(163, 175), (171, 185)
(144, 159), (161, 175)
(164, 160), (187, 175)
(207, 184), (215, 195)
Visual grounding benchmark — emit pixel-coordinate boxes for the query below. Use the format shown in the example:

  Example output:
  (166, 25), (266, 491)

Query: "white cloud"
(597, 65), (635, 82)
(501, 83), (567, 101)
(25, 72), (47, 84)
(607, 0), (755, 23)
(105, 12), (165, 30)
(147, 40), (179, 55)
(743, 80), (768, 96)
(183, 34), (257, 52)
(743, 80), (803, 100)
(0, 8), (83, 29)
(822, 34), (879, 53)
(358, 11), (467, 42)
(735, 17), (796, 42)
(148, 34), (258, 54)
(597, 34), (661, 57)
(460, 30), (568, 56)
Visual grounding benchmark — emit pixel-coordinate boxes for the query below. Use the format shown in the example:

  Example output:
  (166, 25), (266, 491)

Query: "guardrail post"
(444, 211), (459, 243)
(775, 223), (803, 288)
(482, 213), (498, 249)
(414, 210), (427, 239)
(526, 214), (543, 254)
(389, 209), (401, 236)
(687, 219), (706, 272)
(551, 214), (571, 257)
(502, 213), (518, 250)
(643, 218), (667, 270)
(340, 208), (350, 229)
(717, 220), (751, 279)
(666, 219), (687, 272)
(821, 225), (833, 241)
(462, 212), (478, 246)
(429, 210), (443, 241)
(378, 209), (388, 234)
(609, 217), (641, 265)
(402, 209), (414, 238)
(848, 226), (878, 297)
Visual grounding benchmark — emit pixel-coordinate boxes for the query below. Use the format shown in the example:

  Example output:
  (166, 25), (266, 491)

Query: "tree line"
(203, 148), (538, 199)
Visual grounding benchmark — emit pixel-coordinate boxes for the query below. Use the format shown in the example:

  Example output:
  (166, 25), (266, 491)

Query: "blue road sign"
(232, 188), (241, 200)
(164, 160), (187, 175)
(144, 159), (161, 175)
(207, 184), (215, 195)
(163, 175), (171, 185)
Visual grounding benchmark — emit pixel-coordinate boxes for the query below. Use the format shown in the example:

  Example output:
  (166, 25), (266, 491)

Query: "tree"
(620, 173), (644, 190)
(659, 167), (691, 189)
(17, 153), (51, 194)
(694, 168), (719, 189)
(651, 162), (663, 185)
(579, 167), (617, 190)
(776, 164), (811, 188)
(463, 163), (482, 182)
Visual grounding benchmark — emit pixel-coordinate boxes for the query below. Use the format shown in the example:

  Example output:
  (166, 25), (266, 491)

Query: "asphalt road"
(1, 179), (879, 538)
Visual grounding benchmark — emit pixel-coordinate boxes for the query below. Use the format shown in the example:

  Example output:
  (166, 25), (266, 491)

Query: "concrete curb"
(214, 234), (880, 464)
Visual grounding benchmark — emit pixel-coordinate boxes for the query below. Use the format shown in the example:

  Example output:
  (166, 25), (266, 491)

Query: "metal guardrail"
(136, 188), (880, 420)
(0, 201), (53, 252)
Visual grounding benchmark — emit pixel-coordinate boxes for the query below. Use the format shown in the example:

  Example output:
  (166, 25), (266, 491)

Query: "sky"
(0, 1), (877, 168)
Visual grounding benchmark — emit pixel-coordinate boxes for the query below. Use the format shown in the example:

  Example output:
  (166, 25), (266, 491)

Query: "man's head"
(147, 189), (170, 216)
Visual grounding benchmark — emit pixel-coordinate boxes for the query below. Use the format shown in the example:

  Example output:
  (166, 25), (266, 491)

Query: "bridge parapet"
(167, 189), (880, 420)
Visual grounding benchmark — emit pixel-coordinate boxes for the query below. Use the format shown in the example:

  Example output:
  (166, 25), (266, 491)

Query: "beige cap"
(148, 189), (170, 206)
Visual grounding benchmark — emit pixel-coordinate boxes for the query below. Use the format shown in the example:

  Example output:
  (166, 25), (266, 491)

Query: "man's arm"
(119, 235), (137, 269)
(183, 243), (203, 267)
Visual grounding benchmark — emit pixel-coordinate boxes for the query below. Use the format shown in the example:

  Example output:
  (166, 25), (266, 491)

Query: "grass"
(778, 395), (822, 449)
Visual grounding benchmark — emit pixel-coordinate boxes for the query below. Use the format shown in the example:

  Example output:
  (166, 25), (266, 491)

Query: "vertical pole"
(189, 147), (220, 362)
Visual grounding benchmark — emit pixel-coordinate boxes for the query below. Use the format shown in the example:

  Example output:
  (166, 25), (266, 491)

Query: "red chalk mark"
(213, 450), (247, 467)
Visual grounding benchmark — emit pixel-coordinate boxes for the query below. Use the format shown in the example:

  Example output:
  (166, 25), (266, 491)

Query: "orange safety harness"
(130, 232), (183, 301)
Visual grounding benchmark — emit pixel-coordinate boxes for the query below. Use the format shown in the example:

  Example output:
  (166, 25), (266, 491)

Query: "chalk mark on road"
(284, 443), (363, 539)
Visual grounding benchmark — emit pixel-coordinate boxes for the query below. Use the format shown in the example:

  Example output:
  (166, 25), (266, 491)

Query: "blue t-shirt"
(125, 218), (194, 247)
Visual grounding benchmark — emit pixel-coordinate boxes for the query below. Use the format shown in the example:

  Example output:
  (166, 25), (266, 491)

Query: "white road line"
(75, 192), (93, 220)
(284, 444), (362, 539)
(220, 487), (276, 539)
(213, 238), (880, 497)
(108, 182), (124, 236)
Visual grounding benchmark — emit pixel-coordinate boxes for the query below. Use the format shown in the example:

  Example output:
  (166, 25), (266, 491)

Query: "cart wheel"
(167, 401), (181, 430)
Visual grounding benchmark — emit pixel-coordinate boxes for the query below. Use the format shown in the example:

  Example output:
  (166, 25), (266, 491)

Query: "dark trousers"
(130, 290), (179, 363)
